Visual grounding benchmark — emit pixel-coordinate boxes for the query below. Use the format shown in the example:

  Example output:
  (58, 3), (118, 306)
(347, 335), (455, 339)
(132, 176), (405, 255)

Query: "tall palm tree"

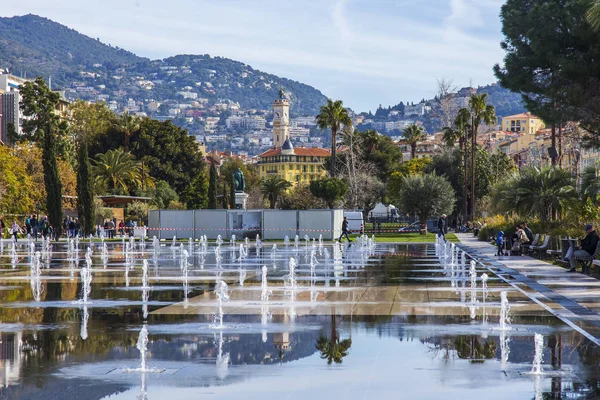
(93, 148), (153, 194)
(442, 109), (471, 220)
(403, 123), (427, 160)
(260, 176), (291, 209)
(316, 99), (352, 177)
(115, 111), (141, 152)
(315, 315), (352, 364)
(466, 94), (496, 220)
(587, 0), (600, 30)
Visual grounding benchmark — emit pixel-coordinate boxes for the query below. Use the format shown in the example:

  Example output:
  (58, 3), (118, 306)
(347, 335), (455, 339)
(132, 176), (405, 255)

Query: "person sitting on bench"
(568, 224), (599, 272)
(522, 222), (534, 245)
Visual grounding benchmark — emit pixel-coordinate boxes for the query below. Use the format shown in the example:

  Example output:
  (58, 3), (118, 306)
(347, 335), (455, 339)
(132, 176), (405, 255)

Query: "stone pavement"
(457, 233), (600, 343)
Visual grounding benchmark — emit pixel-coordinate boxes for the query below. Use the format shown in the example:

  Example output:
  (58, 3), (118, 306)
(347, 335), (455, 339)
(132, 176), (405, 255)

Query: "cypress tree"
(221, 182), (228, 209)
(229, 177), (236, 210)
(42, 121), (63, 238)
(19, 78), (64, 238)
(76, 138), (94, 236)
(208, 164), (217, 209)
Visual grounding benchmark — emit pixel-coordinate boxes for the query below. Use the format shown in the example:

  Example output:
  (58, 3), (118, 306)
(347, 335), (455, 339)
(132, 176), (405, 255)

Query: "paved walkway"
(457, 233), (600, 343)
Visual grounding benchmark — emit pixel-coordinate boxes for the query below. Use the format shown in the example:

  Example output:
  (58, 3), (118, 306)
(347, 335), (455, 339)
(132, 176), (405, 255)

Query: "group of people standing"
(64, 216), (81, 238)
(100, 219), (138, 239)
(0, 215), (53, 242)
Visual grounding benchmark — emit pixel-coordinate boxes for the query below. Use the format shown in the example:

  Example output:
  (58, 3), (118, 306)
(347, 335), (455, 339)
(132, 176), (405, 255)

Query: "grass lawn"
(349, 232), (459, 243)
(24, 232), (459, 244)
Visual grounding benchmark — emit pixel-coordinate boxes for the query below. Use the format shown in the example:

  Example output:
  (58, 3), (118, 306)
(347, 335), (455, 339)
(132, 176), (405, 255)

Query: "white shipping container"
(194, 210), (228, 239)
(263, 210), (296, 240)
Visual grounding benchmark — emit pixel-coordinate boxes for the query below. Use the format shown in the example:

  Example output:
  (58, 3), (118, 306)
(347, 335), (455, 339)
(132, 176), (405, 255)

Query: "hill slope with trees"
(0, 14), (327, 115)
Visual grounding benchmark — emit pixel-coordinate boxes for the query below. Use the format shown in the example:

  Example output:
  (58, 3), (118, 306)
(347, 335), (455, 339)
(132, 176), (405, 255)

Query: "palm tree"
(587, 0), (600, 30)
(442, 109), (471, 219)
(115, 111), (141, 152)
(315, 315), (352, 364)
(316, 99), (352, 177)
(492, 166), (576, 227)
(93, 148), (153, 194)
(359, 129), (380, 159)
(403, 123), (427, 160)
(260, 176), (291, 209)
(465, 94), (496, 220)
(581, 163), (600, 205)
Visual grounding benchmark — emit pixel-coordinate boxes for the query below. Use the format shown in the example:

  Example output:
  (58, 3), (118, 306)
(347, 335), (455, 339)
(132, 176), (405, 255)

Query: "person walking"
(25, 215), (32, 236)
(338, 216), (352, 242)
(568, 224), (599, 273)
(40, 216), (50, 240)
(11, 221), (22, 243)
(437, 214), (447, 242)
(31, 215), (39, 242)
(75, 218), (81, 238)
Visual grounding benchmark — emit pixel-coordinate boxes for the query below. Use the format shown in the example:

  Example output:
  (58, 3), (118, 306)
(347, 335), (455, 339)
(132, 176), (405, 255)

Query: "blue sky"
(5, 0), (506, 112)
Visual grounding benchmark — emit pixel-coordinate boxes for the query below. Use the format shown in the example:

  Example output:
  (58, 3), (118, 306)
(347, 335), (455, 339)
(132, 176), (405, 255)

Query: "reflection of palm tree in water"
(315, 315), (352, 364)
(453, 335), (497, 361)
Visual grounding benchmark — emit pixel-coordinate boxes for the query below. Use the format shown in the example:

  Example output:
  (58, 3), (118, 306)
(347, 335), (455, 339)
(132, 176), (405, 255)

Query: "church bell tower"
(273, 98), (290, 148)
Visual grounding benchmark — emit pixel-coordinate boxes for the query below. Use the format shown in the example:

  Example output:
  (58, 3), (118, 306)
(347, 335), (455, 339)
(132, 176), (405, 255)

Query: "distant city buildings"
(404, 102), (431, 117)
(225, 115), (266, 130)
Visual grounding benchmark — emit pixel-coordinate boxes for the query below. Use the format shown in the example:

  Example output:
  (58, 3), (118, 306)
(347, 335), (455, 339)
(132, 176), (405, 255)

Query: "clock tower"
(273, 98), (290, 148)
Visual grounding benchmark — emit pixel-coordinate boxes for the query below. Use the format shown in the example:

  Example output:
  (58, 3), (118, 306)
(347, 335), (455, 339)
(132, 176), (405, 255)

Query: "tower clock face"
(275, 111), (280, 118)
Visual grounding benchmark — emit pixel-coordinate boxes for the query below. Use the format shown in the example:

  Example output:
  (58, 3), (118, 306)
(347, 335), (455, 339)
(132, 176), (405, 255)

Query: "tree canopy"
(494, 0), (600, 136)
(130, 118), (208, 209)
(392, 173), (455, 233)
(309, 178), (348, 209)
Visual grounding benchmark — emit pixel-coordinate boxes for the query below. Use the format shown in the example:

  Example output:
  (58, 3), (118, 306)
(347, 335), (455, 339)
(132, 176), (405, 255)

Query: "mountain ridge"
(0, 14), (327, 115)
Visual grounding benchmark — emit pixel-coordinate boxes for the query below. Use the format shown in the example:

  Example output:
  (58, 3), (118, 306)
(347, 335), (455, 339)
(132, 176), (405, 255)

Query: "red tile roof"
(503, 112), (540, 119)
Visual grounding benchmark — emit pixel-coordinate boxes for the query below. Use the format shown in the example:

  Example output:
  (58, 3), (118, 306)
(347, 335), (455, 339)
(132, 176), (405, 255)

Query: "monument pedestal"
(235, 192), (249, 210)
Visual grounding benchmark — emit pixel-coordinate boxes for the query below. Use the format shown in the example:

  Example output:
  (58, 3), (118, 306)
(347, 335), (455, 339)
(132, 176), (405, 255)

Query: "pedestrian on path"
(338, 217), (352, 242)
(568, 224), (599, 273)
(437, 214), (447, 242)
(25, 216), (32, 235)
(11, 221), (22, 243)
(496, 231), (505, 256)
(31, 215), (39, 242)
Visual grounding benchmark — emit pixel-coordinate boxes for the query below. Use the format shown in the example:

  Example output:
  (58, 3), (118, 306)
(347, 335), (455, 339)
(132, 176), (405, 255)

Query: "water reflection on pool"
(0, 238), (597, 399)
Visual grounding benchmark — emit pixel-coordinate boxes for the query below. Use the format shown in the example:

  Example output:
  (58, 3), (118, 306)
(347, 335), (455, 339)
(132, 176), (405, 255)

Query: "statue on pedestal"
(233, 168), (245, 192)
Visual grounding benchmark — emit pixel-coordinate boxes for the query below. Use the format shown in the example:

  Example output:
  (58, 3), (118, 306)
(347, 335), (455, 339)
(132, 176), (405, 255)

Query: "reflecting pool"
(0, 236), (598, 399)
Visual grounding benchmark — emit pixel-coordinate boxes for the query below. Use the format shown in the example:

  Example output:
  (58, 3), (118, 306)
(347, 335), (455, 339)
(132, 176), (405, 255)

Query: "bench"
(575, 240), (600, 274)
(530, 235), (551, 258)
(521, 233), (540, 254)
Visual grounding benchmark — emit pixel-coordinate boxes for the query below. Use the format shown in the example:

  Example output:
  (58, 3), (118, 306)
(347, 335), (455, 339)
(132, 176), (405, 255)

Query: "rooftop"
(259, 146), (331, 158)
(503, 112), (541, 120)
